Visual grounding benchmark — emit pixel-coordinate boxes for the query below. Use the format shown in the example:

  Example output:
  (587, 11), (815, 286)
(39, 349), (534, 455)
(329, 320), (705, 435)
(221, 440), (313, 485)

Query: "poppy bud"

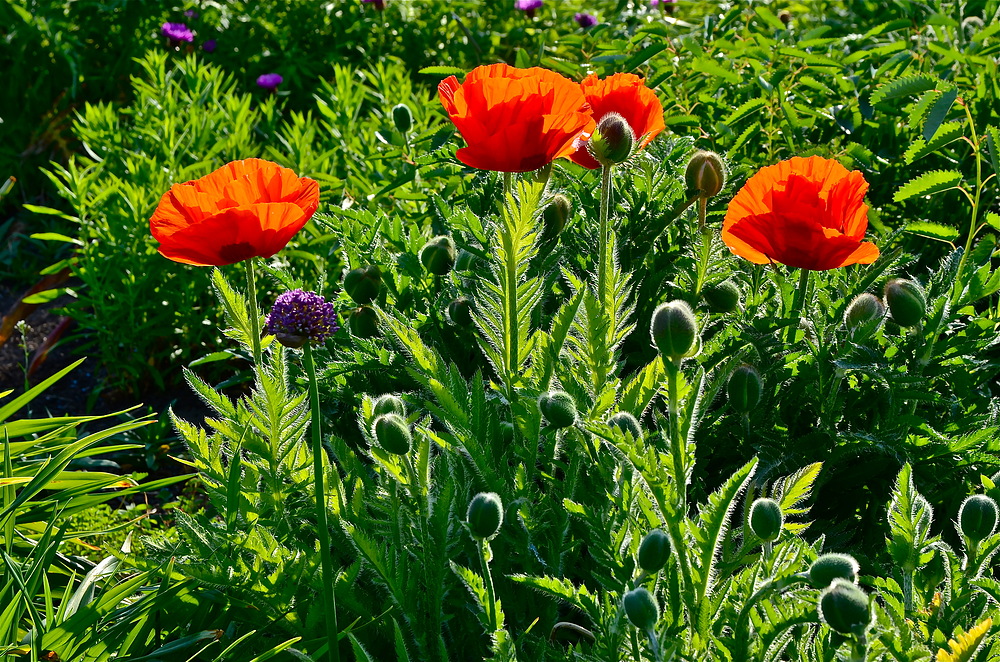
(538, 390), (577, 429)
(455, 249), (478, 272)
(749, 498), (783, 542)
(727, 365), (762, 414)
(959, 494), (999, 544)
(809, 553), (860, 588)
(420, 236), (456, 276)
(447, 297), (474, 327)
(638, 528), (671, 574)
(349, 306), (380, 339)
(703, 280), (740, 313)
(884, 279), (925, 328)
(372, 413), (411, 455)
(685, 151), (726, 199)
(543, 194), (572, 237)
(607, 412), (642, 439)
(589, 112), (635, 166)
(373, 393), (406, 418)
(818, 579), (870, 636)
(343, 265), (382, 304)
(622, 587), (659, 630)
(500, 421), (515, 445)
(392, 103), (413, 134)
(467, 492), (504, 540)
(844, 292), (885, 334)
(650, 300), (698, 361)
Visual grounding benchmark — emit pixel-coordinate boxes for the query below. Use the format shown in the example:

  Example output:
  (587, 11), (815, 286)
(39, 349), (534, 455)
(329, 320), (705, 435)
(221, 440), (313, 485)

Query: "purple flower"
(574, 12), (597, 28)
(162, 22), (194, 43)
(202, 39), (217, 53)
(265, 290), (339, 348)
(362, 0), (386, 9)
(257, 73), (283, 92)
(515, 0), (542, 17)
(183, 9), (198, 18)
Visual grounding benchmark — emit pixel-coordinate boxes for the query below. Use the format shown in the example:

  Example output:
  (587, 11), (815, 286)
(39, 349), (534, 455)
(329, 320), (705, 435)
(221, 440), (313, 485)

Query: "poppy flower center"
(219, 242), (259, 264)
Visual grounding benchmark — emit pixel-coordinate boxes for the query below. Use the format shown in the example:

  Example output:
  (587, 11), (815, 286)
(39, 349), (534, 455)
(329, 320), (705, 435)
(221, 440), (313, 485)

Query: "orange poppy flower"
(569, 73), (665, 169)
(722, 156), (879, 271)
(438, 63), (595, 172)
(150, 159), (319, 266)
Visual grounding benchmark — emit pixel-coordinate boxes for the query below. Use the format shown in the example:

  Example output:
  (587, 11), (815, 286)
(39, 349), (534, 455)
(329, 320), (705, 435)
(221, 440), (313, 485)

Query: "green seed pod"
(959, 494), (999, 544)
(343, 265), (382, 304)
(685, 151), (726, 199)
(650, 300), (698, 361)
(809, 553), (860, 588)
(538, 390), (577, 429)
(392, 103), (413, 134)
(447, 297), (474, 327)
(607, 412), (642, 439)
(727, 365), (762, 414)
(703, 280), (740, 313)
(467, 492), (504, 540)
(844, 292), (885, 334)
(372, 413), (411, 455)
(349, 306), (380, 339)
(638, 529), (672, 574)
(372, 393), (406, 418)
(884, 278), (925, 328)
(622, 587), (659, 630)
(818, 579), (871, 636)
(420, 236), (457, 276)
(589, 112), (634, 166)
(749, 498), (783, 542)
(543, 194), (572, 237)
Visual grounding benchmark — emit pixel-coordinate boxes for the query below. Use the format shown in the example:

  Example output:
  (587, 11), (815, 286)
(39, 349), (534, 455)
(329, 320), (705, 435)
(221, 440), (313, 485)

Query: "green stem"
(244, 259), (263, 366)
(694, 209), (712, 297)
(304, 344), (340, 662)
(666, 358), (686, 516)
(479, 539), (499, 632)
(785, 268), (810, 345)
(598, 163), (613, 312)
(953, 100), (983, 302)
(901, 568), (914, 616)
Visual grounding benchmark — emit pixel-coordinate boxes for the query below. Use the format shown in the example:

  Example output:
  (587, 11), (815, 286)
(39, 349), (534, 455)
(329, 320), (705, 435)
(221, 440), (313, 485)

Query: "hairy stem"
(479, 539), (499, 632)
(598, 163), (613, 313)
(244, 259), (263, 366)
(953, 99), (983, 302)
(785, 268), (811, 345)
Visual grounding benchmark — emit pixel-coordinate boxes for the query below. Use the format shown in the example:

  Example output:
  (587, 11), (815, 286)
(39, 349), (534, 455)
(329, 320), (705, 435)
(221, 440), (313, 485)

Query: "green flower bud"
(844, 292), (884, 334)
(959, 494), (999, 544)
(543, 194), (572, 237)
(650, 300), (698, 361)
(749, 498), (783, 542)
(727, 365), (762, 414)
(538, 390), (577, 429)
(420, 236), (457, 276)
(622, 587), (659, 630)
(343, 265), (382, 304)
(372, 413), (411, 455)
(589, 112), (634, 166)
(607, 412), (642, 439)
(467, 492), (504, 540)
(703, 280), (740, 313)
(818, 579), (870, 636)
(349, 306), (380, 339)
(638, 529), (671, 574)
(500, 421), (515, 445)
(392, 103), (413, 134)
(685, 151), (726, 199)
(455, 249), (477, 272)
(809, 553), (860, 588)
(447, 297), (474, 327)
(372, 393), (407, 418)
(884, 279), (925, 328)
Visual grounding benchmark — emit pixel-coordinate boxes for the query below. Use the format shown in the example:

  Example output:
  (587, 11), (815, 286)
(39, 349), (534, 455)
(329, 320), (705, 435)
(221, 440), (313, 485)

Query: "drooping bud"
(638, 529), (671, 574)
(884, 279), (925, 328)
(372, 413), (411, 455)
(685, 151), (726, 199)
(703, 280), (740, 313)
(818, 579), (871, 636)
(844, 293), (885, 335)
(373, 393), (407, 418)
(543, 194), (572, 237)
(650, 300), (698, 361)
(348, 306), (380, 339)
(749, 498), (783, 542)
(550, 622), (596, 645)
(809, 553), (860, 588)
(623, 587), (659, 630)
(959, 494), (999, 544)
(538, 390), (578, 429)
(447, 297), (474, 327)
(392, 103), (413, 134)
(343, 265), (382, 304)
(608, 412), (643, 439)
(589, 112), (635, 166)
(467, 492), (504, 540)
(727, 365), (762, 414)
(420, 236), (457, 276)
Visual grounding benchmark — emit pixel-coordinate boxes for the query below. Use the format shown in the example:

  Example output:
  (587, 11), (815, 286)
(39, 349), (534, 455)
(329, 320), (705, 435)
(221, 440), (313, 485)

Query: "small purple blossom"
(265, 290), (338, 348)
(257, 73), (283, 92)
(362, 0), (386, 9)
(202, 39), (217, 53)
(183, 9), (198, 18)
(574, 12), (597, 28)
(161, 22), (194, 43)
(516, 0), (542, 17)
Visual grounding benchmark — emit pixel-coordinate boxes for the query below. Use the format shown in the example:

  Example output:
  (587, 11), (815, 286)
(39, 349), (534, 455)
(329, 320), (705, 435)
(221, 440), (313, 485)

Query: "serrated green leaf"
(773, 462), (822, 513)
(870, 75), (941, 105)
(984, 126), (1000, 182)
(418, 66), (465, 76)
(904, 121), (965, 163)
(905, 221), (960, 242)
(893, 170), (962, 202)
(724, 98), (766, 126)
(986, 212), (1000, 231)
(922, 88), (958, 140)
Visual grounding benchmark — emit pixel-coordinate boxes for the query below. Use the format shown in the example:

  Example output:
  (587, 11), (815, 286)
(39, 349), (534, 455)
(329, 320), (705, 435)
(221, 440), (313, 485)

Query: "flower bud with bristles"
(650, 301), (698, 361)
(420, 236), (457, 276)
(373, 413), (412, 455)
(638, 529), (671, 574)
(467, 492), (504, 540)
(607, 412), (642, 439)
(623, 587), (659, 630)
(960, 494), (999, 544)
(809, 553), (860, 588)
(685, 151), (726, 199)
(818, 579), (871, 635)
(844, 292), (885, 335)
(373, 393), (407, 418)
(589, 112), (634, 166)
(392, 103), (413, 134)
(884, 279), (925, 328)
(343, 265), (382, 304)
(538, 391), (577, 429)
(543, 194), (572, 237)
(749, 498), (783, 542)
(703, 280), (740, 313)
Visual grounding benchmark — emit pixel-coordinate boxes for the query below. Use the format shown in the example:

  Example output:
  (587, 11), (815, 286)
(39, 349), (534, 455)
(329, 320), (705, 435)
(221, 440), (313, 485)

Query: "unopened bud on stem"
(589, 113), (634, 166)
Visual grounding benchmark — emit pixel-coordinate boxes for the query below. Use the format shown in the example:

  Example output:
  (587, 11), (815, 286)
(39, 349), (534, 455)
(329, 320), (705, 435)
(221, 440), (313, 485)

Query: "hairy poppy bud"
(703, 280), (740, 313)
(447, 297), (474, 327)
(392, 103), (413, 134)
(373, 393), (407, 418)
(623, 587), (659, 630)
(959, 494), (999, 544)
(727, 365), (762, 414)
(343, 265), (382, 304)
(809, 553), (860, 588)
(608, 412), (642, 439)
(589, 112), (635, 166)
(543, 194), (572, 237)
(538, 390), (577, 429)
(685, 151), (726, 199)
(844, 292), (884, 336)
(372, 413), (411, 455)
(749, 498), (783, 542)
(420, 236), (456, 276)
(638, 529), (671, 574)
(348, 306), (380, 339)
(455, 249), (478, 272)
(818, 579), (870, 635)
(467, 492), (504, 539)
(884, 279), (925, 328)
(650, 300), (698, 361)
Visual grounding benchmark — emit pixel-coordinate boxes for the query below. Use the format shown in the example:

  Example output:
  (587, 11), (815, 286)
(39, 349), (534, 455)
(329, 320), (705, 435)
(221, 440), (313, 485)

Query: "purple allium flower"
(265, 289), (338, 348)
(256, 73), (283, 92)
(362, 0), (386, 9)
(515, 0), (543, 17)
(162, 22), (194, 43)
(183, 9), (198, 18)
(202, 39), (217, 53)
(574, 12), (597, 28)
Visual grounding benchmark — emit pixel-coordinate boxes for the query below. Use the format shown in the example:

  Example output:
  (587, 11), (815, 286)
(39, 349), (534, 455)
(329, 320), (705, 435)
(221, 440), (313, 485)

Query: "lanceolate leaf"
(922, 88), (958, 140)
(893, 170), (962, 202)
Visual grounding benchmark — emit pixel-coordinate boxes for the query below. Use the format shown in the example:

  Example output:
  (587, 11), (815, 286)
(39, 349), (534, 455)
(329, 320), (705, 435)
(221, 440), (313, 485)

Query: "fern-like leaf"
(935, 618), (992, 662)
(893, 170), (962, 202)
(904, 121), (965, 164)
(870, 74), (942, 105)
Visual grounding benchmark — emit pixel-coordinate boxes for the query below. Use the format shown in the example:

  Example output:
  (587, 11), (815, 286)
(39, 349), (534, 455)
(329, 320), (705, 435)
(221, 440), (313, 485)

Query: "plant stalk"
(785, 268), (811, 345)
(244, 259), (263, 366)
(479, 539), (499, 632)
(598, 163), (613, 312)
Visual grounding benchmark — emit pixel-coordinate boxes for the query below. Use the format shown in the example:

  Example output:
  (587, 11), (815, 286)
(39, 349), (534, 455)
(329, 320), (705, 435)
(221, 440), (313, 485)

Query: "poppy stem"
(953, 99), (983, 303)
(785, 268), (811, 344)
(244, 260), (263, 366)
(597, 163), (612, 310)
